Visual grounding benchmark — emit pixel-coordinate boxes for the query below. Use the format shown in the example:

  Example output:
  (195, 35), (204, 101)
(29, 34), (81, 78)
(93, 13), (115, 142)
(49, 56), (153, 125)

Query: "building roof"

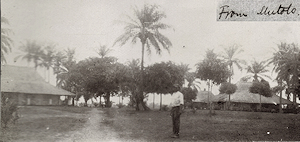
(1, 65), (75, 96)
(215, 82), (293, 104)
(194, 91), (219, 103)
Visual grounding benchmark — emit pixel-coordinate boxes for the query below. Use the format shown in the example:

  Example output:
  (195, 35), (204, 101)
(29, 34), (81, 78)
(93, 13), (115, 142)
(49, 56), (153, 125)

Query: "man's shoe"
(171, 134), (179, 138)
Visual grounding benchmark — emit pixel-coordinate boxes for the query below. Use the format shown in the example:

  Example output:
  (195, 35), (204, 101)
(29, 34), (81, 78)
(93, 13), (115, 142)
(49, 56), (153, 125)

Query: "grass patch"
(0, 106), (89, 142)
(103, 108), (300, 141)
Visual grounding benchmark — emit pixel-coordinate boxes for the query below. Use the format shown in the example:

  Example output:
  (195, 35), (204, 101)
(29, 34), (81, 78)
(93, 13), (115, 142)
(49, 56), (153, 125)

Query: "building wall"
(2, 92), (61, 106)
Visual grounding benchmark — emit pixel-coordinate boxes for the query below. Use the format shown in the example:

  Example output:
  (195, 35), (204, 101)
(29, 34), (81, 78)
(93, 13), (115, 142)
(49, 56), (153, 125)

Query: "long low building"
(214, 82), (293, 111)
(1, 65), (75, 105)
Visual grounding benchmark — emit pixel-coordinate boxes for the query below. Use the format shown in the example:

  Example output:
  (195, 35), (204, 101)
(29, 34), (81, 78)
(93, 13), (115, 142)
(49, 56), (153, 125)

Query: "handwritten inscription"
(219, 5), (247, 19)
(218, 3), (299, 20)
(257, 4), (296, 15)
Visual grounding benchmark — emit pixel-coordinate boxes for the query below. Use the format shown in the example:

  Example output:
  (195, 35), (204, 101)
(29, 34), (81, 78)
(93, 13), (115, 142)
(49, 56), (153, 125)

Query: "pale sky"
(2, 0), (300, 94)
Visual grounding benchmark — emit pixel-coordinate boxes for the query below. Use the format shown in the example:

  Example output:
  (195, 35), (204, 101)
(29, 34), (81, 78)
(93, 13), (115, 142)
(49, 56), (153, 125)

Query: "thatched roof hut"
(1, 65), (75, 96)
(216, 82), (292, 105)
(194, 91), (219, 103)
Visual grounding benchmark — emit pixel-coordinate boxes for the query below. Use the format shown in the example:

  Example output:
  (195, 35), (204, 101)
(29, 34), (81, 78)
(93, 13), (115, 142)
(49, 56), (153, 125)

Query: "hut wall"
(192, 102), (208, 109)
(2, 92), (61, 106)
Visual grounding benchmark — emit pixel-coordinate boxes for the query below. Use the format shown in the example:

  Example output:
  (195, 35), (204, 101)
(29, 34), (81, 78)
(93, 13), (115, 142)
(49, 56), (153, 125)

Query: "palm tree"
(179, 63), (200, 91)
(15, 41), (44, 70)
(271, 42), (300, 112)
(94, 44), (112, 58)
(244, 60), (271, 82)
(39, 45), (56, 82)
(1, 17), (13, 64)
(244, 60), (271, 111)
(114, 4), (172, 110)
(53, 51), (67, 75)
(55, 48), (76, 88)
(221, 44), (245, 83)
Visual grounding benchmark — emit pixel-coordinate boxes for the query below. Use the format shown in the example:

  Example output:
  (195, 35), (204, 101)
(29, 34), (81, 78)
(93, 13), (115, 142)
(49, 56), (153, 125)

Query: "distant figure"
(169, 91), (184, 138)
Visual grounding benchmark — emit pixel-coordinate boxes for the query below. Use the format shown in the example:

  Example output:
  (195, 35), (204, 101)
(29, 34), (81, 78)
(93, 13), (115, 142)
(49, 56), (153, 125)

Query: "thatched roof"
(1, 65), (75, 96)
(194, 91), (219, 103)
(215, 82), (293, 104)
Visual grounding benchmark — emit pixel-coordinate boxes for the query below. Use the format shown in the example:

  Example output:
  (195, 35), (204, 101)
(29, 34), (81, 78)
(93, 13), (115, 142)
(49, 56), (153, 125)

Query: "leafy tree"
(144, 61), (185, 110)
(120, 59), (143, 109)
(15, 40), (44, 70)
(221, 44), (246, 83)
(196, 49), (230, 114)
(114, 4), (172, 111)
(219, 82), (237, 109)
(72, 57), (122, 107)
(1, 17), (13, 64)
(244, 60), (271, 82)
(249, 79), (272, 111)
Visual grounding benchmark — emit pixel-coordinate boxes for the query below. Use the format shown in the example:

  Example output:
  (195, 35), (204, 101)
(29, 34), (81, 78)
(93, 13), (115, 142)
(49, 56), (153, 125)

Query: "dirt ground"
(59, 108), (125, 142)
(1, 106), (128, 142)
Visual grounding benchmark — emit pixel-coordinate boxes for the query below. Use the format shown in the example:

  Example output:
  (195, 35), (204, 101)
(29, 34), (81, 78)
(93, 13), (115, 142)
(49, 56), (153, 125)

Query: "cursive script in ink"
(257, 3), (297, 15)
(218, 5), (247, 19)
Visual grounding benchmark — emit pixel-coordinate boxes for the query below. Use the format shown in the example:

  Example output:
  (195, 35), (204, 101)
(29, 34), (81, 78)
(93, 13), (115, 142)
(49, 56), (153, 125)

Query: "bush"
(1, 99), (18, 128)
(161, 105), (169, 111)
(116, 103), (125, 108)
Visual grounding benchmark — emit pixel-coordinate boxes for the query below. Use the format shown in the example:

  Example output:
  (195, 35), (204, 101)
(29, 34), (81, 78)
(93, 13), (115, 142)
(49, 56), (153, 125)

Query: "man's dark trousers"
(171, 106), (181, 136)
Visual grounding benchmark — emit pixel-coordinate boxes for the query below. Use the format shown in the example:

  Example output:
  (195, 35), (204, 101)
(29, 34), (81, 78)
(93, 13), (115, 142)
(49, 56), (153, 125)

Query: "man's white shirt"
(168, 91), (184, 107)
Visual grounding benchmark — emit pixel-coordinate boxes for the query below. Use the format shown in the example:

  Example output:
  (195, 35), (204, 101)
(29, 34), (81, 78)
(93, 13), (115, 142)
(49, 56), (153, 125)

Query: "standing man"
(169, 91), (184, 138)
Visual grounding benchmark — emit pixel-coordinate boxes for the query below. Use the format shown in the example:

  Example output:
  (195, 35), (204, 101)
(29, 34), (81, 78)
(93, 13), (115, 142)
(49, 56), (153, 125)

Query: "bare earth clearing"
(1, 106), (126, 142)
(59, 108), (126, 142)
(1, 106), (299, 141)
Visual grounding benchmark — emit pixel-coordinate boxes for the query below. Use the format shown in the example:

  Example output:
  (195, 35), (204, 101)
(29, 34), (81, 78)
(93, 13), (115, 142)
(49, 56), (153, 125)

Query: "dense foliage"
(219, 82), (237, 95)
(180, 87), (197, 104)
(1, 17), (13, 64)
(249, 79), (272, 97)
(196, 49), (230, 85)
(144, 61), (184, 94)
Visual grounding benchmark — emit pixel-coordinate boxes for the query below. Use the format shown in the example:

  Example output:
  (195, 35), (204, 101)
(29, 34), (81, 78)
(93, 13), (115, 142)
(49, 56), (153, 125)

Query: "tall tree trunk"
(44, 68), (47, 81)
(229, 65), (233, 83)
(293, 88), (297, 114)
(48, 68), (50, 83)
(259, 94), (262, 111)
(0, 92), (2, 129)
(84, 99), (88, 107)
(105, 93), (111, 108)
(99, 95), (102, 108)
(72, 97), (75, 106)
(208, 80), (211, 115)
(153, 93), (155, 109)
(279, 80), (283, 113)
(159, 93), (162, 111)
(228, 94), (231, 110)
(135, 94), (140, 111)
(137, 41), (145, 111)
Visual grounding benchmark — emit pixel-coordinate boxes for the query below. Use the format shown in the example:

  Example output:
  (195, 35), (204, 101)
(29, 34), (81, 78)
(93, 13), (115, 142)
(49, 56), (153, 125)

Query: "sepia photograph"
(1, 0), (300, 141)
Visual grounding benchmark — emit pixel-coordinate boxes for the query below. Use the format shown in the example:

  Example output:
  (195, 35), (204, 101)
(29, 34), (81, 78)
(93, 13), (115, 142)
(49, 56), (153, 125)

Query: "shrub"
(161, 105), (169, 111)
(1, 99), (18, 128)
(116, 103), (125, 108)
